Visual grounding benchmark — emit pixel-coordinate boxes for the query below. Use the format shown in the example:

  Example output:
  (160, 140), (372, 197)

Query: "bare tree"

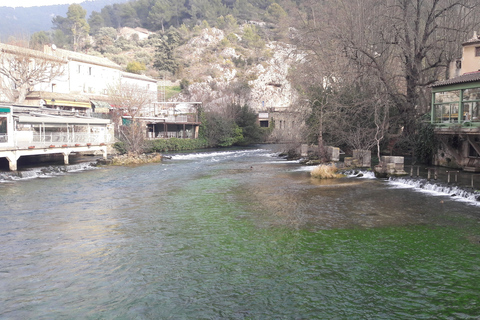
(288, 0), (480, 157)
(0, 44), (65, 103)
(107, 81), (155, 154)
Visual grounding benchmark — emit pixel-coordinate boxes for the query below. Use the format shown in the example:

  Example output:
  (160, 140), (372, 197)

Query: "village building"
(430, 32), (480, 171)
(0, 43), (201, 170)
(118, 27), (153, 41)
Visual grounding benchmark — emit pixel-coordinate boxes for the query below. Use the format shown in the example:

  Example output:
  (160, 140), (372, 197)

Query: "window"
(89, 67), (92, 76)
(476, 47), (480, 57)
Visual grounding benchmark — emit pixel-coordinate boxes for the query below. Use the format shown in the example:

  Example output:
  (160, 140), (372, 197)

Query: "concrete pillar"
(7, 156), (17, 171)
(63, 152), (70, 165)
(102, 146), (107, 160)
(5, 152), (19, 171)
(353, 149), (371, 167)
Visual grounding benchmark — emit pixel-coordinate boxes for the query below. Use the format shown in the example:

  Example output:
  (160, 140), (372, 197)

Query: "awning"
(91, 100), (111, 113)
(17, 115), (111, 125)
(46, 99), (91, 109)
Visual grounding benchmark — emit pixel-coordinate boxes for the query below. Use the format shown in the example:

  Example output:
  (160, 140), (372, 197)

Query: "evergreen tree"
(66, 4), (90, 51)
(88, 11), (105, 35)
(30, 31), (51, 50)
(148, 0), (174, 32)
(153, 28), (180, 74)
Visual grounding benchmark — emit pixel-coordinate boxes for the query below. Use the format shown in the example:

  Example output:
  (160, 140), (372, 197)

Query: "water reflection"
(0, 147), (479, 318)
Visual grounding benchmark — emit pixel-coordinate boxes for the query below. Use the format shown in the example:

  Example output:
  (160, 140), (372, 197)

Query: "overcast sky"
(0, 0), (86, 7)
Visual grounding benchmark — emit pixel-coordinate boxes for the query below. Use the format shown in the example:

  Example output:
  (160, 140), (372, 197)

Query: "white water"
(170, 149), (268, 161)
(0, 161), (98, 182)
(388, 177), (480, 206)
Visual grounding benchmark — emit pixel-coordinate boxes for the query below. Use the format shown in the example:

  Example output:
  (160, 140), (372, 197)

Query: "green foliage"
(52, 30), (69, 49)
(96, 27), (117, 39)
(413, 121), (438, 165)
(145, 138), (208, 152)
(67, 4), (90, 50)
(180, 78), (190, 91)
(108, 54), (128, 65)
(233, 104), (266, 145)
(242, 25), (264, 50)
(198, 104), (268, 148)
(115, 36), (136, 51)
(148, 0), (174, 32)
(266, 3), (287, 22)
(88, 11), (105, 35)
(153, 28), (181, 74)
(164, 86), (182, 99)
(113, 141), (128, 154)
(134, 51), (153, 65)
(126, 61), (147, 74)
(30, 31), (51, 50)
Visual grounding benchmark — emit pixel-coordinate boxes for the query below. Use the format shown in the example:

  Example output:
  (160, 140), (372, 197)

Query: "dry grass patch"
(311, 165), (343, 179)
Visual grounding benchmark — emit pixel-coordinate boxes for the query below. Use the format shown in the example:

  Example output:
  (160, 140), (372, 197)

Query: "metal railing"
(31, 132), (110, 145)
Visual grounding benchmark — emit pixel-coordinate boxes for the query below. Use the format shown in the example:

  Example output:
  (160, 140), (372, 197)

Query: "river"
(1, 146), (480, 319)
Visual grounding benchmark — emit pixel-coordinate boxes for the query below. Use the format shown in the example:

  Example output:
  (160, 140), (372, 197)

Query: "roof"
(121, 71), (158, 83)
(47, 47), (121, 69)
(431, 71), (480, 88)
(0, 43), (66, 63)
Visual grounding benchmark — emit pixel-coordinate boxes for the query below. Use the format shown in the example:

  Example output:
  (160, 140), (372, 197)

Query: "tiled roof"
(431, 71), (480, 87)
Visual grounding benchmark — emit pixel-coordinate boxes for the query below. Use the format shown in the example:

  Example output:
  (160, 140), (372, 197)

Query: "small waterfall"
(343, 170), (376, 179)
(0, 161), (98, 182)
(389, 177), (480, 205)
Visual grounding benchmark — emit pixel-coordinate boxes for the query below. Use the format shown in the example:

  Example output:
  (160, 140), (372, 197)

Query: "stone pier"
(374, 156), (408, 178)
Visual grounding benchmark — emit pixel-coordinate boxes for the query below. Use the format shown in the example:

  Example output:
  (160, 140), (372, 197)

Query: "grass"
(311, 165), (343, 179)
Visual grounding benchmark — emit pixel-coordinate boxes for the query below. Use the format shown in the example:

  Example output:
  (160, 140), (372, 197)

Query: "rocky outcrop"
(176, 27), (302, 112)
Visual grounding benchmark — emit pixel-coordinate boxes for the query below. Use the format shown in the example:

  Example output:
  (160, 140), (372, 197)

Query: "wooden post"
(410, 166), (413, 177)
(447, 171), (451, 183)
(427, 168), (431, 180)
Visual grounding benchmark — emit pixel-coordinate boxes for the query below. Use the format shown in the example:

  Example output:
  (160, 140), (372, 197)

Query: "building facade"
(431, 33), (480, 171)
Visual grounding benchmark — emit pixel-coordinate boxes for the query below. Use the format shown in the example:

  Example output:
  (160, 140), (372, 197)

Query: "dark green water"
(1, 147), (480, 319)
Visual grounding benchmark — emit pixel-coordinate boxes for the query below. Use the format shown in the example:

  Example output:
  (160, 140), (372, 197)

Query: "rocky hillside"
(173, 27), (301, 112)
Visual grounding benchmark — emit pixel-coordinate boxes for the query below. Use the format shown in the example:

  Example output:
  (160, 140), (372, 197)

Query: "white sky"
(0, 0), (86, 8)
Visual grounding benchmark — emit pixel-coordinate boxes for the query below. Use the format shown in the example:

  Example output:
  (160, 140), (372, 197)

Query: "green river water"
(0, 146), (479, 319)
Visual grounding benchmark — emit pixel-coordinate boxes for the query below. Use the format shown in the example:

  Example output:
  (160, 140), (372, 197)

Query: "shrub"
(311, 165), (343, 179)
(145, 138), (208, 152)
(113, 141), (128, 154)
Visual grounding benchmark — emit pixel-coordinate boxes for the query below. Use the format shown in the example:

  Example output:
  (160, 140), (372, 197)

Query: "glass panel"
(463, 88), (480, 101)
(435, 91), (460, 103)
(465, 101), (480, 122)
(0, 117), (6, 134)
(435, 103), (459, 123)
(0, 116), (7, 143)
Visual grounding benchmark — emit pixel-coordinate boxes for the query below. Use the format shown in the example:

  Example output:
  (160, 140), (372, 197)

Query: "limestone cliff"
(173, 27), (302, 112)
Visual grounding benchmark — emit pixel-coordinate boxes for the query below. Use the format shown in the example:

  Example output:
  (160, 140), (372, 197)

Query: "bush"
(311, 165), (343, 179)
(113, 141), (128, 154)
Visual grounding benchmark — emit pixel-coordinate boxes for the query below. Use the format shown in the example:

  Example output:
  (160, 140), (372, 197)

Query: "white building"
(0, 43), (159, 115)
